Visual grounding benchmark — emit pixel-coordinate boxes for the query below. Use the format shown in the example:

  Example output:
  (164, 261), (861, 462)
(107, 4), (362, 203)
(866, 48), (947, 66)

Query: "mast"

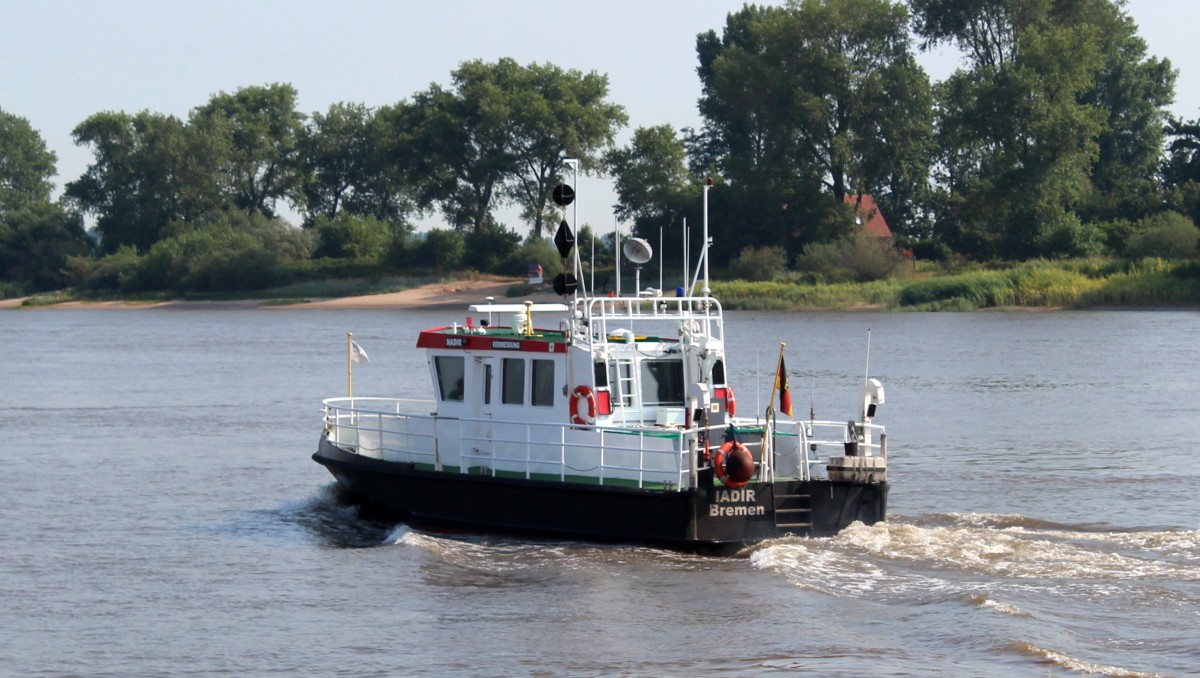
(565, 158), (585, 300)
(702, 178), (711, 297)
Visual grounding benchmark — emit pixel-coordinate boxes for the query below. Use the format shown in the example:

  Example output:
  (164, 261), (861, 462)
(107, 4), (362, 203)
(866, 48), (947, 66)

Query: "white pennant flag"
(350, 340), (370, 363)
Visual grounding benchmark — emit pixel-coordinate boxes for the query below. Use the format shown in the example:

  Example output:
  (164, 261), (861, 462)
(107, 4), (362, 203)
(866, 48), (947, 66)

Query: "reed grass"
(712, 259), (1200, 311)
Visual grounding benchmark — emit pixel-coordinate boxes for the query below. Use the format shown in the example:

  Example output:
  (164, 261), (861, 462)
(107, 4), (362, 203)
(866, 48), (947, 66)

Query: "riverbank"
(5, 258), (1199, 311)
(0, 279), (555, 311)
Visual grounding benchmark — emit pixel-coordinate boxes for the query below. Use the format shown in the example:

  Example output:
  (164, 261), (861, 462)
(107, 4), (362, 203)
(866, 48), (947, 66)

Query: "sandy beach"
(0, 279), (560, 311)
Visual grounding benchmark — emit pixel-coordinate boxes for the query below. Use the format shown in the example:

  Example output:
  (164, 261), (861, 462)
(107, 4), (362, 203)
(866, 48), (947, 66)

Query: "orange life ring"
(570, 385), (597, 425)
(725, 386), (737, 416)
(714, 440), (754, 488)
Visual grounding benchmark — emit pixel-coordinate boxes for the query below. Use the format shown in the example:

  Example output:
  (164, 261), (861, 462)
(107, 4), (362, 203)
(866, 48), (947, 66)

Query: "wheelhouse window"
(594, 361), (609, 388)
(434, 356), (465, 402)
(483, 363), (493, 405)
(502, 358), (525, 405)
(640, 359), (685, 406)
(531, 359), (555, 407)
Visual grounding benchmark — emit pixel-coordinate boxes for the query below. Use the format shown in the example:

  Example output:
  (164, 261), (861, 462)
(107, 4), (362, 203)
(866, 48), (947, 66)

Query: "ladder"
(772, 488), (812, 530)
(615, 358), (638, 408)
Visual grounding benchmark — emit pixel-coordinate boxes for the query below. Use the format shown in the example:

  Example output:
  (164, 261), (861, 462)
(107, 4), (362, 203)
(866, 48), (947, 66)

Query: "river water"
(1, 306), (1197, 676)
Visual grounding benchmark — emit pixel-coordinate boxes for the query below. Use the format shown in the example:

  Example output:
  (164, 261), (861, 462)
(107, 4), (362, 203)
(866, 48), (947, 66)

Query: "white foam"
(750, 518), (1200, 602)
(1019, 643), (1163, 678)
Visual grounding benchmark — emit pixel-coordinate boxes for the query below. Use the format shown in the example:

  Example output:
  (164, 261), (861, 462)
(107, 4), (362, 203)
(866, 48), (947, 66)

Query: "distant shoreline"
(4, 277), (1195, 312)
(0, 279), (556, 311)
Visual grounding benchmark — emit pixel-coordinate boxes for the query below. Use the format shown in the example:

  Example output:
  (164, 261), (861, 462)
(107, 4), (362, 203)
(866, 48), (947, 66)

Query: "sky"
(3, 0), (1200, 235)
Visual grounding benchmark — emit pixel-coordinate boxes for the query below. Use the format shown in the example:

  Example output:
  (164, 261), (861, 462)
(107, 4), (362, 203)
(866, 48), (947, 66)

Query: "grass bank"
(712, 259), (1200, 311)
(13, 259), (1200, 311)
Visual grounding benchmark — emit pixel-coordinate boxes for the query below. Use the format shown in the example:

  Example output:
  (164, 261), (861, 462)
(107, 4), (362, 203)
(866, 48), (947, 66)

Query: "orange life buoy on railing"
(570, 385), (597, 426)
(714, 440), (755, 488)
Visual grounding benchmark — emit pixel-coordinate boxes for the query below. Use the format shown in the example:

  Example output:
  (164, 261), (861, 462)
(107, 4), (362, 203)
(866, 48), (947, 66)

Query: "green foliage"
(0, 108), (57, 210)
(138, 220), (286, 292)
(404, 58), (626, 237)
(251, 215), (316, 261)
(20, 290), (75, 307)
(896, 263), (1104, 309)
(711, 279), (901, 310)
(1078, 260), (1200, 306)
(1034, 211), (1104, 259)
(696, 0), (933, 251)
(313, 213), (393, 260)
(905, 239), (953, 264)
(299, 102), (374, 222)
(0, 203), (91, 292)
(416, 229), (465, 271)
(0, 110), (94, 293)
(463, 223), (521, 272)
(298, 102), (418, 226)
(728, 245), (788, 281)
(795, 232), (908, 282)
(913, 0), (1168, 260)
(190, 83), (304, 217)
(1124, 211), (1200, 259)
(68, 245), (145, 293)
(9, 22), (1190, 295)
(604, 125), (698, 236)
(66, 110), (227, 253)
(498, 237), (563, 278)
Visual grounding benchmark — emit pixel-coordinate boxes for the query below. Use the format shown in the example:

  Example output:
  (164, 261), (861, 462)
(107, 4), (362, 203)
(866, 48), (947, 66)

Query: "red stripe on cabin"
(416, 330), (567, 353)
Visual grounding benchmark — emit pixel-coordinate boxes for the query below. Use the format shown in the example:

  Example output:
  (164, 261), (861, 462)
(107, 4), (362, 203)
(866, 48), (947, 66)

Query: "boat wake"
(274, 484), (400, 548)
(749, 513), (1195, 677)
(750, 513), (1200, 591)
(1005, 641), (1164, 678)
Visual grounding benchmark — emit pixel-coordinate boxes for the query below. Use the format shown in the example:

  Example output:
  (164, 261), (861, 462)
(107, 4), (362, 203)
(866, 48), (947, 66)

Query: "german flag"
(775, 354), (793, 417)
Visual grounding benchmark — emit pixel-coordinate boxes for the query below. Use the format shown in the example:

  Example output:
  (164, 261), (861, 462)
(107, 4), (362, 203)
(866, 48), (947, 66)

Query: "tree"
(190, 83), (305, 217)
(503, 61), (626, 238)
(0, 202), (90, 292)
(914, 0), (1173, 258)
(299, 102), (373, 222)
(0, 109), (92, 291)
(404, 78), (511, 234)
(402, 58), (625, 237)
(350, 103), (419, 224)
(1163, 117), (1200, 226)
(695, 0), (932, 254)
(312, 212), (393, 260)
(915, 0), (1111, 258)
(0, 107), (57, 211)
(66, 111), (221, 252)
(1076, 2), (1175, 224)
(1123, 211), (1199, 259)
(604, 125), (704, 270)
(604, 125), (699, 229)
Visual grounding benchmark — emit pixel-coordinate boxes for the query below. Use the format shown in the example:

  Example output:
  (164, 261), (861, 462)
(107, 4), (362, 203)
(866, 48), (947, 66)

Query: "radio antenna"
(864, 328), (872, 387)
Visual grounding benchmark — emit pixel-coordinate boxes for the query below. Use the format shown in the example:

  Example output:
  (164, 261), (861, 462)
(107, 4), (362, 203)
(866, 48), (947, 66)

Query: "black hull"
(314, 437), (888, 554)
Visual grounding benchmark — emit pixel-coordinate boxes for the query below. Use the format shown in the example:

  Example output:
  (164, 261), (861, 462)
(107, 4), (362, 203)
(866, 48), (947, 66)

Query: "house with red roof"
(844, 194), (893, 239)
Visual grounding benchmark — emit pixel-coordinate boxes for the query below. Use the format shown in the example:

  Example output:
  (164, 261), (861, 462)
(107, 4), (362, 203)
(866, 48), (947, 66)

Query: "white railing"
(323, 397), (690, 489)
(322, 397), (886, 488)
(578, 295), (725, 345)
(459, 421), (690, 489)
(323, 398), (440, 466)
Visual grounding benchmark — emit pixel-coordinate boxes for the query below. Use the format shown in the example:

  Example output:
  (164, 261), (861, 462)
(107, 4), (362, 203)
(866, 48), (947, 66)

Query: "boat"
(313, 179), (889, 554)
